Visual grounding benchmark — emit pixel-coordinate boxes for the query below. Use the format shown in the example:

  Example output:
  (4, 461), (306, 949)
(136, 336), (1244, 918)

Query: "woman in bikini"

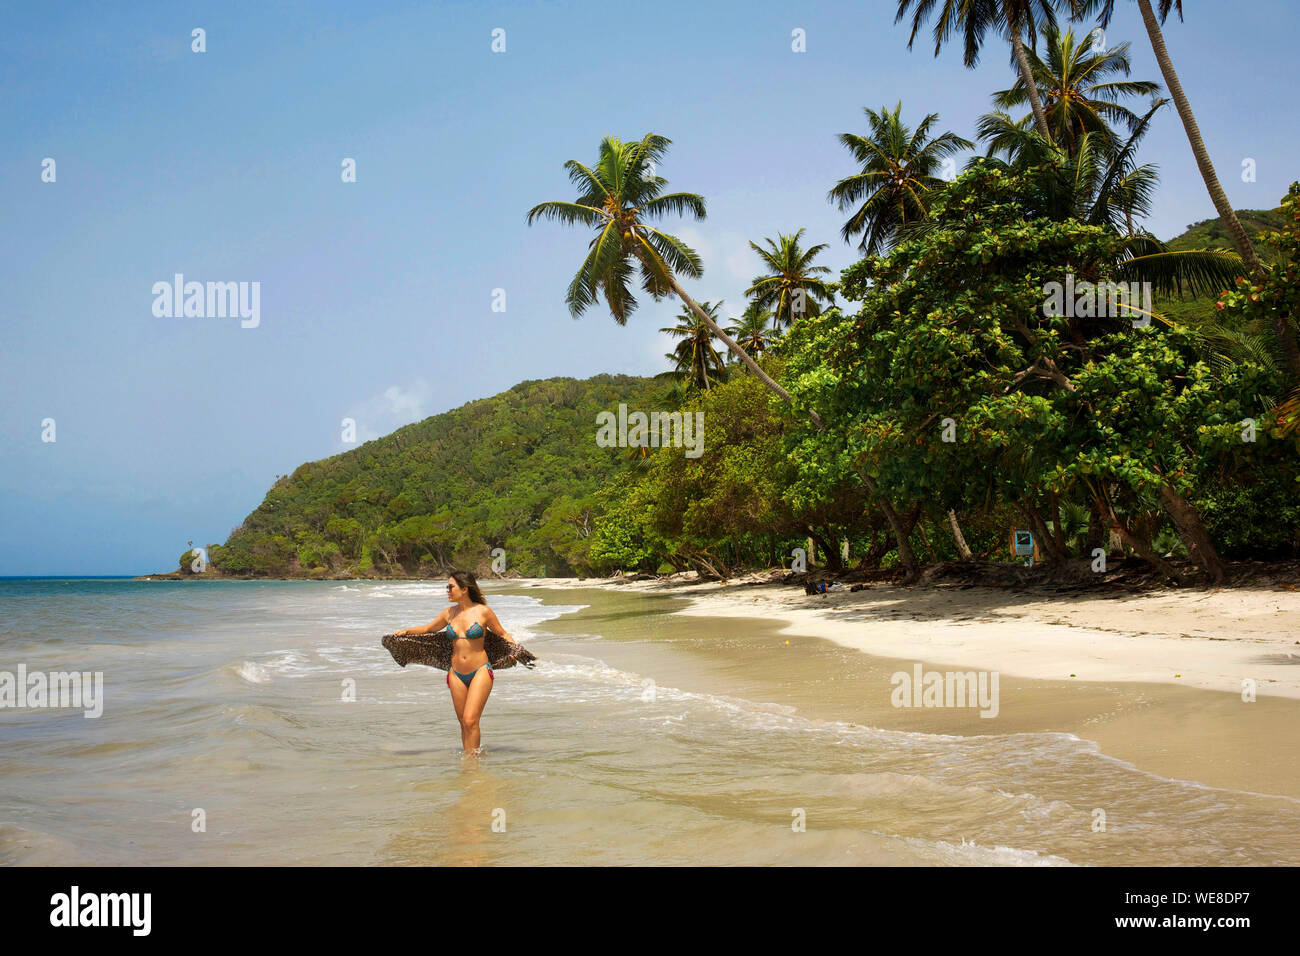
(392, 570), (521, 753)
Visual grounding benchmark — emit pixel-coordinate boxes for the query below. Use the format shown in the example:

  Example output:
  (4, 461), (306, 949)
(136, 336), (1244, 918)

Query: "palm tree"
(744, 229), (835, 328)
(978, 100), (1161, 227)
(527, 133), (824, 429)
(993, 23), (1160, 154)
(976, 103), (1246, 298)
(1077, 0), (1299, 378)
(661, 302), (728, 391)
(896, 0), (1060, 141)
(827, 102), (973, 254)
(724, 302), (777, 361)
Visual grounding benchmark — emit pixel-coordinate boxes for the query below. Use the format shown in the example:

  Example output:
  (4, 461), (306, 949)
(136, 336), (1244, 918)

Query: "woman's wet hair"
(449, 570), (486, 605)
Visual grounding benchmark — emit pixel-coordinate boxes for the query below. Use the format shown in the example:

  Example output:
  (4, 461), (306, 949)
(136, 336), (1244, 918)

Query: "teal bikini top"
(445, 620), (485, 640)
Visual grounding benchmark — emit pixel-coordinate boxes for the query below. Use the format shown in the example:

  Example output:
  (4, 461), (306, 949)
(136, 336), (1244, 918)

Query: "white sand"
(509, 575), (1300, 699)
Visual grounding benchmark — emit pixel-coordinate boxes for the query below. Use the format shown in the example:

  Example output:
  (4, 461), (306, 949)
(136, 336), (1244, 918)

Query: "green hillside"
(1166, 208), (1287, 258)
(206, 374), (672, 578)
(1156, 206), (1287, 326)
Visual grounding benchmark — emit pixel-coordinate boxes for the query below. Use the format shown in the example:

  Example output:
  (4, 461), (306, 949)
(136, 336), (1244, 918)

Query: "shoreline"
(129, 570), (1300, 699)
(510, 574), (1300, 701)
(9, 581), (1299, 863)
(502, 578), (1300, 801)
(129, 554), (1300, 591)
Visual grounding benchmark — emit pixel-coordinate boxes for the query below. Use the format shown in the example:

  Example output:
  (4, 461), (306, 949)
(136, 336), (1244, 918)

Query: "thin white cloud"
(344, 379), (436, 444)
(677, 226), (757, 285)
(671, 225), (758, 330)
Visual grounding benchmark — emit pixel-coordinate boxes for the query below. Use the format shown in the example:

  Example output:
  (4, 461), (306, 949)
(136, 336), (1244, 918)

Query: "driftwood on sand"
(381, 629), (537, 671)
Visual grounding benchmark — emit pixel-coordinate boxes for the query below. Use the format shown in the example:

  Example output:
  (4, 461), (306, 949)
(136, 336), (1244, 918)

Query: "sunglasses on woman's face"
(446, 583), (455, 591)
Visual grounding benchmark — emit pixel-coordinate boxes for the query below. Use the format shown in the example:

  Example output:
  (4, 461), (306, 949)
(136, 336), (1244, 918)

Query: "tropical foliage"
(202, 2), (1299, 585)
(828, 102), (973, 254)
(744, 229), (835, 326)
(661, 301), (728, 390)
(991, 23), (1160, 152)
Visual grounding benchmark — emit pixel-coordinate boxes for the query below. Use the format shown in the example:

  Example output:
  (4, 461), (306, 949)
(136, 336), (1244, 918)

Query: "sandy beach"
(512, 575), (1300, 802)
(516, 574), (1300, 698)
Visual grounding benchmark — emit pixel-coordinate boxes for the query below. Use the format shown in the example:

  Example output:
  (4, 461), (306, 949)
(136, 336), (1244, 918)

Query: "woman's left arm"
(485, 607), (517, 643)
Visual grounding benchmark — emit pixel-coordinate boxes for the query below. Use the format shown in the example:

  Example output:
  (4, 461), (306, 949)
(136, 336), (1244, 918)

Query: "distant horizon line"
(0, 574), (145, 579)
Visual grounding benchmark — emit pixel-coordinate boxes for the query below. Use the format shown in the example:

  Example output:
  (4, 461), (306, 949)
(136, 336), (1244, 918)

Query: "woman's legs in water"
(447, 669), (468, 742)
(446, 666), (493, 752)
(460, 666), (493, 751)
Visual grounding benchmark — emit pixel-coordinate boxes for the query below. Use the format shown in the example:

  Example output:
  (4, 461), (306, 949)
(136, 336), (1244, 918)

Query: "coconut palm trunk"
(895, 0), (1054, 144)
(1008, 24), (1053, 140)
(1134, 0), (1300, 379)
(660, 269), (825, 430)
(1133, 0), (1254, 272)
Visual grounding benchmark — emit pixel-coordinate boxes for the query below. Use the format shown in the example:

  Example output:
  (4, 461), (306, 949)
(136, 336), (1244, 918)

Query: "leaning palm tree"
(993, 23), (1160, 154)
(724, 302), (776, 362)
(661, 302), (728, 390)
(1076, 0), (1298, 378)
(827, 102), (973, 254)
(527, 133), (824, 429)
(896, 0), (1060, 141)
(744, 229), (835, 328)
(1078, 0), (1261, 275)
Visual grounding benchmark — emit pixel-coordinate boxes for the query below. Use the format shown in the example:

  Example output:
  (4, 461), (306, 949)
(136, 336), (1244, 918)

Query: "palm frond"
(1117, 246), (1248, 299)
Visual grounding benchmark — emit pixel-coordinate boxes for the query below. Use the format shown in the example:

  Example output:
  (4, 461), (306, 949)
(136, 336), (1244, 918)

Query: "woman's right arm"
(395, 606), (450, 637)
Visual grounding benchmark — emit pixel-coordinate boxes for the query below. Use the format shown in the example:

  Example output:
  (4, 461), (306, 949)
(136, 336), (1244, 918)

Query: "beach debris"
(804, 581), (843, 595)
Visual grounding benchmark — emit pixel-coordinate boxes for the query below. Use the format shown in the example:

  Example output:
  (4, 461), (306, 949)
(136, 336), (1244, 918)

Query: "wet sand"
(511, 579), (1300, 802)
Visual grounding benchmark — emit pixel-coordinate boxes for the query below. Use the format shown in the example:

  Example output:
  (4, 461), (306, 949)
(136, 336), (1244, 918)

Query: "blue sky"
(3, 0), (1297, 575)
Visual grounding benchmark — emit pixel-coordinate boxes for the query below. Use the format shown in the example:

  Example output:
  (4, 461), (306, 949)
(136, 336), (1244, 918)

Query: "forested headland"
(163, 4), (1300, 587)
(177, 195), (1300, 586)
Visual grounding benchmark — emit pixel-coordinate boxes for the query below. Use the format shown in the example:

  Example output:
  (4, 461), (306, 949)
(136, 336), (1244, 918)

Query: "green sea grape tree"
(786, 161), (1272, 580)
